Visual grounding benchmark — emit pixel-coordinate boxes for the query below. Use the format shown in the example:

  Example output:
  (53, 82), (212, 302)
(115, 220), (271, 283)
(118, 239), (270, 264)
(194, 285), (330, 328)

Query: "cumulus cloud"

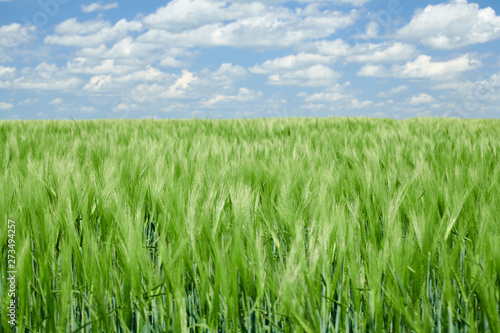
(113, 102), (139, 111)
(351, 98), (373, 108)
(209, 63), (247, 84)
(0, 63), (81, 90)
(302, 82), (351, 103)
(68, 58), (124, 75)
(251, 41), (417, 87)
(49, 98), (64, 105)
(250, 51), (341, 87)
(377, 85), (408, 98)
(0, 65), (16, 78)
(233, 0), (369, 5)
(77, 38), (196, 70)
(81, 2), (118, 13)
(19, 98), (38, 105)
(306, 91), (345, 102)
(0, 23), (36, 62)
(113, 66), (168, 84)
(138, 2), (358, 49)
(431, 71), (500, 115)
(250, 53), (333, 74)
(143, 0), (268, 32)
(395, 0), (500, 49)
(83, 75), (113, 92)
(299, 81), (374, 112)
(267, 64), (340, 87)
(165, 70), (197, 97)
(114, 69), (197, 102)
(357, 54), (480, 80)
(0, 23), (35, 48)
(408, 93), (436, 105)
(45, 18), (142, 47)
(345, 42), (417, 63)
(205, 87), (262, 106)
(80, 106), (97, 113)
(309, 39), (417, 63)
(0, 102), (13, 110)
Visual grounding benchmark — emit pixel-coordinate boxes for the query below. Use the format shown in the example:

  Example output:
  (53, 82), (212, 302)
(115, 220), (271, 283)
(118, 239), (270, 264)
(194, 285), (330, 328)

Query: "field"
(1, 118), (499, 332)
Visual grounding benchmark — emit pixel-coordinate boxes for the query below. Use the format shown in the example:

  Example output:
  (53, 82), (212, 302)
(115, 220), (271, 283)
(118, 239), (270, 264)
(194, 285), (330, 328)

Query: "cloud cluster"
(205, 87), (262, 106)
(1, 0), (500, 118)
(45, 18), (142, 47)
(138, 0), (358, 48)
(358, 54), (480, 80)
(0, 63), (81, 90)
(395, 0), (500, 49)
(0, 23), (36, 62)
(81, 2), (118, 13)
(0, 102), (13, 110)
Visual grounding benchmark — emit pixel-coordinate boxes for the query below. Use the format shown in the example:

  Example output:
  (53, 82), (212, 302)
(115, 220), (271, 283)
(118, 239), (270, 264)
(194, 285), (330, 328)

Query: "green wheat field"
(1, 118), (499, 332)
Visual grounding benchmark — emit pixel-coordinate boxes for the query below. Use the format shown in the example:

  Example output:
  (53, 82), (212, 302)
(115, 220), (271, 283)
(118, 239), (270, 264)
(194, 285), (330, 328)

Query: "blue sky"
(0, 0), (499, 119)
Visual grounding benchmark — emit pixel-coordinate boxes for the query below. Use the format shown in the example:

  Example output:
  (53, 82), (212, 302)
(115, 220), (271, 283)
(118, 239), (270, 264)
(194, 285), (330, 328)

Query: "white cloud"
(79, 37), (153, 59)
(83, 75), (112, 92)
(408, 93), (436, 105)
(81, 2), (118, 13)
(250, 52), (340, 87)
(54, 18), (109, 35)
(123, 69), (197, 101)
(77, 38), (195, 71)
(0, 23), (35, 62)
(311, 39), (351, 57)
(142, 0), (361, 40)
(45, 18), (142, 47)
(113, 102), (139, 111)
(165, 70), (197, 97)
(138, 5), (358, 49)
(299, 81), (374, 112)
(67, 57), (137, 75)
(430, 71), (500, 115)
(249, 53), (333, 74)
(160, 57), (184, 68)
(0, 63), (82, 90)
(0, 65), (15, 78)
(49, 98), (64, 105)
(113, 66), (167, 84)
(80, 106), (97, 113)
(143, 0), (268, 32)
(306, 92), (345, 102)
(210, 63), (247, 84)
(267, 64), (340, 87)
(69, 61), (171, 95)
(233, 0), (369, 5)
(362, 21), (379, 38)
(205, 87), (262, 105)
(329, 0), (369, 5)
(346, 42), (417, 63)
(0, 102), (13, 110)
(0, 23), (34, 48)
(357, 64), (386, 77)
(351, 98), (373, 108)
(303, 81), (351, 103)
(377, 85), (408, 98)
(310, 39), (417, 63)
(395, 0), (500, 49)
(19, 98), (38, 105)
(357, 54), (480, 80)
